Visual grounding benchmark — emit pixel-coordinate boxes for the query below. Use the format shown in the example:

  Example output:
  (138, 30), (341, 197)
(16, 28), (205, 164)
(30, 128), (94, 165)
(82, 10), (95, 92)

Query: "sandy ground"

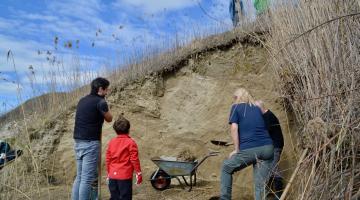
(2, 43), (298, 200)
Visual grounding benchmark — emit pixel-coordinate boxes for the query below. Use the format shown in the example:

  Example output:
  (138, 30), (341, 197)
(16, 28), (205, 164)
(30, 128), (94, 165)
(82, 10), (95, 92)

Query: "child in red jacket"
(106, 116), (142, 200)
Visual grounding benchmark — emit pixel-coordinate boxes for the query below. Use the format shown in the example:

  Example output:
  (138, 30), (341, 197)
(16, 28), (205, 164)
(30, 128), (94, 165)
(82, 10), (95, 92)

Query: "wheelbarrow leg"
(175, 177), (185, 189)
(182, 176), (189, 186)
(194, 173), (197, 185)
(188, 174), (193, 192)
(151, 168), (160, 180)
(181, 176), (193, 192)
(194, 172), (197, 186)
(188, 171), (197, 191)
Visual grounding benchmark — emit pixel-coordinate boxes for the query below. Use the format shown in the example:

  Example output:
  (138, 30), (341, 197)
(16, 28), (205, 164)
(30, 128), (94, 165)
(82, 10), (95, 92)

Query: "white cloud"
(2, 1), (107, 45)
(20, 68), (100, 91)
(0, 33), (109, 93)
(115, 0), (197, 13)
(207, 0), (232, 22)
(15, 11), (59, 22)
(0, 73), (12, 81)
(0, 81), (22, 95)
(0, 34), (51, 73)
(0, 18), (22, 30)
(0, 0), (201, 59)
(46, 0), (103, 22)
(14, 1), (156, 50)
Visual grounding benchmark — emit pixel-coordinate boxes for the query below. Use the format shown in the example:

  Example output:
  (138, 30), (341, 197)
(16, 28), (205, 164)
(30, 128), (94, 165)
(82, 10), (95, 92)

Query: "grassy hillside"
(0, 92), (67, 127)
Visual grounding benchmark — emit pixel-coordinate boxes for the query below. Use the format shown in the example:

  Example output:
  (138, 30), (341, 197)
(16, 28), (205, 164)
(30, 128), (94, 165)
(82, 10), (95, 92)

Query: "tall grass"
(0, 52), (102, 199)
(267, 0), (360, 199)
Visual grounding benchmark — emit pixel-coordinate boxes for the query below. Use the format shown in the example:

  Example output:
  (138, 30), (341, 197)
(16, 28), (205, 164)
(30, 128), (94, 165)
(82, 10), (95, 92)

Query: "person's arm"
(228, 104), (240, 158)
(105, 143), (111, 175)
(103, 111), (113, 122)
(129, 141), (142, 184)
(229, 123), (239, 158)
(129, 141), (141, 173)
(231, 123), (239, 152)
(98, 99), (113, 122)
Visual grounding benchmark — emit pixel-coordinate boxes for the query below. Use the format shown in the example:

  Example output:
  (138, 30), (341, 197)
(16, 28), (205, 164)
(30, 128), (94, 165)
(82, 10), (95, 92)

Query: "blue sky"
(0, 0), (232, 114)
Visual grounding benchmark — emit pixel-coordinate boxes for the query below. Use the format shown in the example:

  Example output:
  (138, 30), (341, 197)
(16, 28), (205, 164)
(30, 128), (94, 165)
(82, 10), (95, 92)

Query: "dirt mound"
(177, 149), (197, 162)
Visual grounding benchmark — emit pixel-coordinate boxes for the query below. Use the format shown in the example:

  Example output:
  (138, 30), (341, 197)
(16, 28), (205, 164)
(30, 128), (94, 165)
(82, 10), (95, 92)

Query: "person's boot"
(273, 177), (284, 200)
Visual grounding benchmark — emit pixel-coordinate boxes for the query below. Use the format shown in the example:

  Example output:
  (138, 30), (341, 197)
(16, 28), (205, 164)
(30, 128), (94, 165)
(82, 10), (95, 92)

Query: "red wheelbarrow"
(150, 151), (219, 191)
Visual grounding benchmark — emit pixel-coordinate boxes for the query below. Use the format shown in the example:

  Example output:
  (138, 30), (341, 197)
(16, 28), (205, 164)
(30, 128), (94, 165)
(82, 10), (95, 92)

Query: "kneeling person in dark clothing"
(0, 140), (23, 169)
(106, 116), (142, 200)
(255, 100), (284, 199)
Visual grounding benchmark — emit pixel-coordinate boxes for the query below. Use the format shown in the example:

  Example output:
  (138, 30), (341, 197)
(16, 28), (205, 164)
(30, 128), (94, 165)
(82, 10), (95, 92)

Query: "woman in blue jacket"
(220, 88), (274, 200)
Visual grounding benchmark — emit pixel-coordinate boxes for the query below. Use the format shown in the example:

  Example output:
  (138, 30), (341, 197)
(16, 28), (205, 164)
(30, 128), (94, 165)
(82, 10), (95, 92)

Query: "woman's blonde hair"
(233, 88), (255, 105)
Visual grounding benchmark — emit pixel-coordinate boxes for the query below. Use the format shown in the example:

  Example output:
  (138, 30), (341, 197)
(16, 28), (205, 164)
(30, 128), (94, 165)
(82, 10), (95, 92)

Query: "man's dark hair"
(91, 77), (110, 94)
(113, 116), (130, 134)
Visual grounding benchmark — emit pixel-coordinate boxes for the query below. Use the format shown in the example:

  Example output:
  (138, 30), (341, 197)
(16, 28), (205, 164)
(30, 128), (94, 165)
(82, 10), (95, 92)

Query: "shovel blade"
(210, 140), (233, 146)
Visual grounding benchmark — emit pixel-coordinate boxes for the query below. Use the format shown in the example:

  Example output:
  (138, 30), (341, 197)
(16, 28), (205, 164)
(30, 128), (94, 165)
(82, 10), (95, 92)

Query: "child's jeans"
(109, 179), (132, 200)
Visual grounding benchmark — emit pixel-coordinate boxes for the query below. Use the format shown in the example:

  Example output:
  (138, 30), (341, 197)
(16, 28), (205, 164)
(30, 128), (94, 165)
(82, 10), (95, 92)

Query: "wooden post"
(279, 148), (308, 200)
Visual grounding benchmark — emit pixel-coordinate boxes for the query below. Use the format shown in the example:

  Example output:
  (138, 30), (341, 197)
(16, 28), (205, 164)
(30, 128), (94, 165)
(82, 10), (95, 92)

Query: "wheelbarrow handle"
(191, 152), (219, 173)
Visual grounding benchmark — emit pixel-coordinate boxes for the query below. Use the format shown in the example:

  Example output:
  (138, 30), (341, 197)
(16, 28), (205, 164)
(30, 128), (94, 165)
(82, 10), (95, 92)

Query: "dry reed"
(267, 0), (360, 199)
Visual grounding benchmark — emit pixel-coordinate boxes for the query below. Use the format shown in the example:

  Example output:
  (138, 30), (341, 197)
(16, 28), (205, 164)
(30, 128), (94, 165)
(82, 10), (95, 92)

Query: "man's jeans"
(220, 145), (274, 200)
(72, 140), (100, 200)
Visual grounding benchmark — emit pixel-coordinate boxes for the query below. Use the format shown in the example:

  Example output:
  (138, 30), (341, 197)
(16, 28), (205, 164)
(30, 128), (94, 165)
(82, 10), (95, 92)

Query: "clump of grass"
(267, 0), (360, 199)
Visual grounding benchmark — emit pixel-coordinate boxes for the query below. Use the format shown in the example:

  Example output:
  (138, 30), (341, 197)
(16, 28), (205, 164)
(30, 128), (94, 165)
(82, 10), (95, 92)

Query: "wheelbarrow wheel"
(150, 170), (171, 191)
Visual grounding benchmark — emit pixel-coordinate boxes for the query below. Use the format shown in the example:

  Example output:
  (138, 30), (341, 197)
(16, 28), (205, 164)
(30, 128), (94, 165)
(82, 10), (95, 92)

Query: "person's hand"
(228, 150), (238, 159)
(135, 172), (142, 185)
(0, 153), (6, 159)
(105, 177), (109, 185)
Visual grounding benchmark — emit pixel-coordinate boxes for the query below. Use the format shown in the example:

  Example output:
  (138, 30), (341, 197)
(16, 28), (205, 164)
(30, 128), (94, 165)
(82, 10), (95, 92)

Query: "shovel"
(210, 140), (233, 146)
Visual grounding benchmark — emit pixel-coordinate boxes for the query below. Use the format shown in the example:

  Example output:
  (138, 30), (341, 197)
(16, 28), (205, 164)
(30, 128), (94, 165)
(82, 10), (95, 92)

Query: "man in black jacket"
(255, 100), (284, 200)
(72, 77), (113, 200)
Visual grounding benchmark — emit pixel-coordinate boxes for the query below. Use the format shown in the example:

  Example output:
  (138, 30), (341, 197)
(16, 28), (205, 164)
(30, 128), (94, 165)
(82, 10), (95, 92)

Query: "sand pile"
(176, 149), (197, 162)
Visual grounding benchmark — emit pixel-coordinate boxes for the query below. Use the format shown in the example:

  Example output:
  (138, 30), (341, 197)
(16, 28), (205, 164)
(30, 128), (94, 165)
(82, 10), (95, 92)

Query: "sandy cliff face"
(50, 42), (296, 199)
(1, 38), (298, 200)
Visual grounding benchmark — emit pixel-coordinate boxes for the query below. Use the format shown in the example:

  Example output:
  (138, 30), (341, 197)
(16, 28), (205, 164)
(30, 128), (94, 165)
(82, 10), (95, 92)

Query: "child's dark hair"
(113, 116), (130, 134)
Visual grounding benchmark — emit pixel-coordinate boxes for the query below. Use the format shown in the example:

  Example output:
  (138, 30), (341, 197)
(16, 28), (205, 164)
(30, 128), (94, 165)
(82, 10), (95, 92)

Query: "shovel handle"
(208, 151), (220, 156)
